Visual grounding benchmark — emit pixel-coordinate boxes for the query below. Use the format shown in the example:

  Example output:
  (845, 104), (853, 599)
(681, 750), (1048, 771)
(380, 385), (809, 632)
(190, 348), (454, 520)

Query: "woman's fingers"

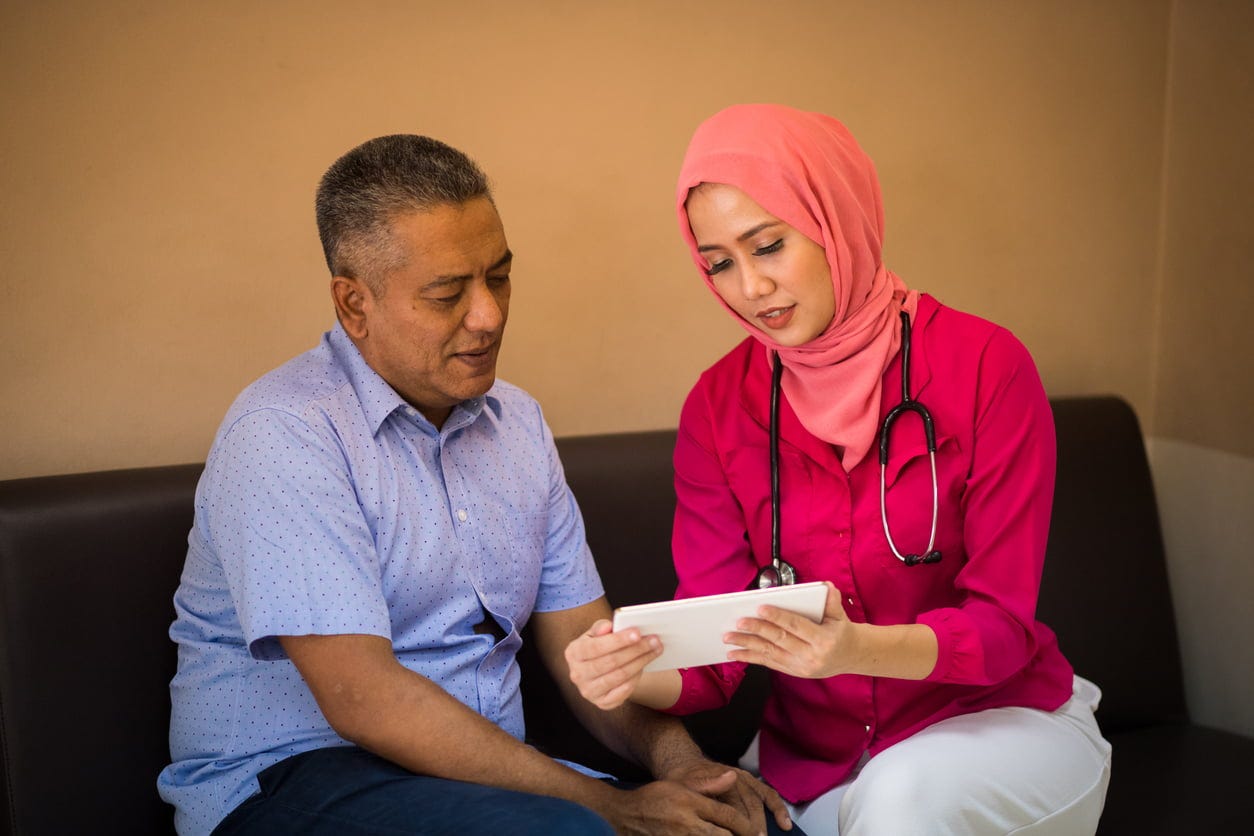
(725, 596), (845, 677)
(565, 623), (663, 708)
(729, 615), (808, 655)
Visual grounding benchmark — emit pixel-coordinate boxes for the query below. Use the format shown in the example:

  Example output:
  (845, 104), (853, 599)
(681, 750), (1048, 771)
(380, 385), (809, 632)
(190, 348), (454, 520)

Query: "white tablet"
(611, 581), (828, 672)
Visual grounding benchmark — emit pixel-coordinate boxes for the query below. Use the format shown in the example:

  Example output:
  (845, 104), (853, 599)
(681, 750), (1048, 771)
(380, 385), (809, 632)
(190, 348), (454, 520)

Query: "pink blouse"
(667, 295), (1074, 803)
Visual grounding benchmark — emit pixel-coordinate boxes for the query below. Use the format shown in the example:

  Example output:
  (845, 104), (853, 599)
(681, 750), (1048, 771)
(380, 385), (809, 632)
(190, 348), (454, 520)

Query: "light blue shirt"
(158, 323), (605, 835)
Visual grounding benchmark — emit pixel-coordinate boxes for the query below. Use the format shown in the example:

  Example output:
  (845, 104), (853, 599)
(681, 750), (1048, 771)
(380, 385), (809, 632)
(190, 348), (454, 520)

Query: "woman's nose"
(739, 264), (775, 301)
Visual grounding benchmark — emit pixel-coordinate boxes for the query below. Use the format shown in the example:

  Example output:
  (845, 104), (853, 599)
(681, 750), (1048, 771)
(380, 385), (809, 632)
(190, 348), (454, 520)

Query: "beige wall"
(2, 0), (1252, 739)
(1154, 0), (1254, 457)
(0, 0), (1172, 480)
(1149, 0), (1254, 739)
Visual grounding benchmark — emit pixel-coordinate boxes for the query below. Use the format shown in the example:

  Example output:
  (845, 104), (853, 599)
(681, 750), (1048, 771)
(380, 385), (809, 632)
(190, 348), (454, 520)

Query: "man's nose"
(463, 281), (505, 332)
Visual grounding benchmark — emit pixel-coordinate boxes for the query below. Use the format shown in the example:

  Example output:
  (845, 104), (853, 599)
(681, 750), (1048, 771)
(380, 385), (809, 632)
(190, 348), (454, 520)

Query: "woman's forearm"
(846, 621), (938, 680)
(630, 668), (684, 710)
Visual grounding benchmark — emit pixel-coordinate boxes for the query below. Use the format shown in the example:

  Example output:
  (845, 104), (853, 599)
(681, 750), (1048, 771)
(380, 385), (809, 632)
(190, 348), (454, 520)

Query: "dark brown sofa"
(1, 396), (1251, 834)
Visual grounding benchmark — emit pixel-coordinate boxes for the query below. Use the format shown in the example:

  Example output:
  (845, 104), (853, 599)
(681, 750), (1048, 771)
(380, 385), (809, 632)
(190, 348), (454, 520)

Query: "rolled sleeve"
(917, 330), (1055, 684)
(532, 411), (604, 613)
(200, 408), (392, 659)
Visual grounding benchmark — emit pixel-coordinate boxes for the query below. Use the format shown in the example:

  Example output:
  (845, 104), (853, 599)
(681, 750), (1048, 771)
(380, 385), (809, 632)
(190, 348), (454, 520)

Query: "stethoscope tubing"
(761, 354), (797, 588)
(762, 310), (941, 588)
(878, 311), (941, 566)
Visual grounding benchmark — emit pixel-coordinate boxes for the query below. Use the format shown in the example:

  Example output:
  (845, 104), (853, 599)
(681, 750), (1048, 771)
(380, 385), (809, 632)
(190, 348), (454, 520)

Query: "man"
(157, 135), (794, 835)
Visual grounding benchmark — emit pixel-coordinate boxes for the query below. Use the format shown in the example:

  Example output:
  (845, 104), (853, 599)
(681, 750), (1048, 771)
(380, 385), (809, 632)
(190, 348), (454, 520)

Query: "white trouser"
(740, 676), (1112, 836)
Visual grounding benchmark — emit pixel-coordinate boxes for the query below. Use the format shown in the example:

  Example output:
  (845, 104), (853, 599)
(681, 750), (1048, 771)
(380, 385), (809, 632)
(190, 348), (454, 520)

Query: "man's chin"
(460, 369), (498, 399)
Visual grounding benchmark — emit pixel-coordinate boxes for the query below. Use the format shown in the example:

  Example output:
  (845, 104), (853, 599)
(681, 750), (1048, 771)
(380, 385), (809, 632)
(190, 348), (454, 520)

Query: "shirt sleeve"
(916, 329), (1057, 685)
(198, 407), (392, 660)
(531, 406), (605, 614)
(665, 379), (752, 714)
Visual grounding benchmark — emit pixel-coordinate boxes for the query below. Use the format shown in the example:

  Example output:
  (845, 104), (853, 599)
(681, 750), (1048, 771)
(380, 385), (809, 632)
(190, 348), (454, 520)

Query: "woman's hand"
(726, 581), (939, 680)
(564, 619), (664, 710)
(725, 581), (858, 678)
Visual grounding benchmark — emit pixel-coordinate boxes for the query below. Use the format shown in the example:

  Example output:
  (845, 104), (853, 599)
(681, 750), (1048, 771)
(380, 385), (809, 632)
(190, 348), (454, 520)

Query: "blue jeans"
(213, 745), (801, 835)
(212, 746), (613, 836)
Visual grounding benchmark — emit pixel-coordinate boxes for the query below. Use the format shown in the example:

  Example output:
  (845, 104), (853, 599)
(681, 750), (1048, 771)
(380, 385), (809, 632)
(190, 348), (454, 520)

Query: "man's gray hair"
(315, 134), (492, 292)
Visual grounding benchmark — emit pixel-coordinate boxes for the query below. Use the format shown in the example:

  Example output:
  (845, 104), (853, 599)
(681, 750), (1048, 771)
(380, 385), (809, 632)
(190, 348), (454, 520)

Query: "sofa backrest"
(0, 396), (1184, 835)
(1038, 396), (1187, 732)
(0, 464), (201, 835)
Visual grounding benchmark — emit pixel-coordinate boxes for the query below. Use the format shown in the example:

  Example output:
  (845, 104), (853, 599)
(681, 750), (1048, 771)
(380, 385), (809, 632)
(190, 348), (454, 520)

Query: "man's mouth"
(452, 344), (497, 369)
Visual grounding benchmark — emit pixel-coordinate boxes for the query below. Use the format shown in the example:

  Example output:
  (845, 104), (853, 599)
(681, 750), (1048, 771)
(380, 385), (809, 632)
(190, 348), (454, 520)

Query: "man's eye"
(705, 259), (732, 277)
(754, 239), (784, 256)
(488, 274), (511, 286)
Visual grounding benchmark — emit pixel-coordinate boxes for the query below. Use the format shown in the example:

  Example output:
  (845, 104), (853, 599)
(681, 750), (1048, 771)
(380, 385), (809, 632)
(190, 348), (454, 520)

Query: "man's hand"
(597, 775), (775, 835)
(540, 600), (792, 833)
(665, 759), (793, 833)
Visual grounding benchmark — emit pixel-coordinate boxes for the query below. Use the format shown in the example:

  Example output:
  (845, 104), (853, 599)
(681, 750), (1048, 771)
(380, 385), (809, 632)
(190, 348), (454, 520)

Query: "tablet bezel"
(611, 581), (829, 672)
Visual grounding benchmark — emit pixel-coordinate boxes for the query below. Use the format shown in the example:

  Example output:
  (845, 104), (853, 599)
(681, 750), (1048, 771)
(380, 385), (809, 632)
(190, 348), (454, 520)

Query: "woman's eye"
(705, 258), (732, 277)
(754, 239), (784, 256)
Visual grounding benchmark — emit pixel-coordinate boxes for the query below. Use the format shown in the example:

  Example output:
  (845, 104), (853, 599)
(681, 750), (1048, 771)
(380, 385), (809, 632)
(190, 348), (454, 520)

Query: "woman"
(566, 104), (1111, 835)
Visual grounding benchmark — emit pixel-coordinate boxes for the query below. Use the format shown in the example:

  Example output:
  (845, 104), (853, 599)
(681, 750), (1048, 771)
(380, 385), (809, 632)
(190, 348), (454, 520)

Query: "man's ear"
(331, 275), (370, 338)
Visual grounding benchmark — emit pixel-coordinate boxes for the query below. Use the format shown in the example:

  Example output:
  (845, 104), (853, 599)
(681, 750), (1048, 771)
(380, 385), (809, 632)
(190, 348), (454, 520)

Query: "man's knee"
(507, 794), (614, 836)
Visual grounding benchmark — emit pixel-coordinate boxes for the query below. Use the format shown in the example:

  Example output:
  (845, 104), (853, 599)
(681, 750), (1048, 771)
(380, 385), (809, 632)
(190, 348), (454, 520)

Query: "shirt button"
(847, 597), (855, 606)
(864, 724), (871, 734)
(456, 509), (468, 522)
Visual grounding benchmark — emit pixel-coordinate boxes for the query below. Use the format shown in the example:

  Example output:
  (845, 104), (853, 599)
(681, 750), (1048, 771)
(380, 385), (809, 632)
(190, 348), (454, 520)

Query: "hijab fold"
(676, 104), (918, 471)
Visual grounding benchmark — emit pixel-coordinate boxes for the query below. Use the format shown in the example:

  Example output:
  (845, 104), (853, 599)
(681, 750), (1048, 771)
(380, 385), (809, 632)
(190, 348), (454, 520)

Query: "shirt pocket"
(477, 510), (546, 627)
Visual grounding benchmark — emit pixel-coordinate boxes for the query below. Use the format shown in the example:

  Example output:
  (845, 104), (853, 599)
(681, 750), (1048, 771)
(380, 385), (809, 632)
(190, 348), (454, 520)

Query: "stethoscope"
(754, 310), (942, 589)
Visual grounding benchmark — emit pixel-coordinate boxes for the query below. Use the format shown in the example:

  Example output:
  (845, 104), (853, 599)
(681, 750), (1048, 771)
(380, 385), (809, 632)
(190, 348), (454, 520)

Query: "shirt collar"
(325, 321), (498, 436)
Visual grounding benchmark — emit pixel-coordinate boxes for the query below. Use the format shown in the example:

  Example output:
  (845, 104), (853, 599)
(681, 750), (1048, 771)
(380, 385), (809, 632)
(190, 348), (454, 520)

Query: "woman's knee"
(839, 756), (956, 834)
(839, 743), (1107, 836)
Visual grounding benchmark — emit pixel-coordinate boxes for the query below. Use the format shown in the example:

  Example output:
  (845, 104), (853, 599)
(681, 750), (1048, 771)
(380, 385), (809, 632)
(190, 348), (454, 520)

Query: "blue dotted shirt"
(157, 323), (605, 835)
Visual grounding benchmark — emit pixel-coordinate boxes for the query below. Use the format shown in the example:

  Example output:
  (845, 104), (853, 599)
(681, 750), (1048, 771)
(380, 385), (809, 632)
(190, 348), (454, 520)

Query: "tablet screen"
(611, 581), (828, 671)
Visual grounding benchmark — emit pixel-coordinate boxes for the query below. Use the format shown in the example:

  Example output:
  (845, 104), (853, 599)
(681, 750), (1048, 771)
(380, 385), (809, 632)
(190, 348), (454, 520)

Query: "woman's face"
(685, 183), (835, 347)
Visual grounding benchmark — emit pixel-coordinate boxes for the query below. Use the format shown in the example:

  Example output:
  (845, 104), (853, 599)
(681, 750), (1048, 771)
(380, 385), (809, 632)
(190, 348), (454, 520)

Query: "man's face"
(340, 198), (512, 427)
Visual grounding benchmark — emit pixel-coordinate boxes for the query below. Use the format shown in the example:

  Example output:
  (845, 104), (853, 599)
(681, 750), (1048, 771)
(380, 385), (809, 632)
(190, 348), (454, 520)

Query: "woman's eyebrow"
(696, 222), (781, 252)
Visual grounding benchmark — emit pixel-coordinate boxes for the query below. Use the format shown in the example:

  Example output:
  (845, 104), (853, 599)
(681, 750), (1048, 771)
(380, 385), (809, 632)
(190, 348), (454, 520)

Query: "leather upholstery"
(0, 398), (1248, 834)
(1039, 397), (1187, 732)
(0, 464), (200, 835)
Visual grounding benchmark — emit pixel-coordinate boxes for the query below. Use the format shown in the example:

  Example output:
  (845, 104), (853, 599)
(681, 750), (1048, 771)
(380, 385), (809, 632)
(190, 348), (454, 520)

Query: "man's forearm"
(532, 603), (710, 779)
(561, 681), (708, 779)
(281, 634), (619, 815)
(365, 669), (619, 799)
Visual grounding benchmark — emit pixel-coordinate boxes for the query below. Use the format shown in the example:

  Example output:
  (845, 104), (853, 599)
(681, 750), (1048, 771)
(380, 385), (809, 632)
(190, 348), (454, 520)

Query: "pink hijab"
(676, 104), (918, 471)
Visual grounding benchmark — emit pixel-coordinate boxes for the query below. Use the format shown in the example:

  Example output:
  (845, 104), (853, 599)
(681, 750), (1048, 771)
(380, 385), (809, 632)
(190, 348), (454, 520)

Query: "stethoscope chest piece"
(754, 559), (797, 589)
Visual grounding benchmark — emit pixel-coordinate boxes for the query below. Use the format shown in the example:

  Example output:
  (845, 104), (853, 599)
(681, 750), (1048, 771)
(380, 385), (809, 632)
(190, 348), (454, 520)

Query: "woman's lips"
(757, 305), (795, 330)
